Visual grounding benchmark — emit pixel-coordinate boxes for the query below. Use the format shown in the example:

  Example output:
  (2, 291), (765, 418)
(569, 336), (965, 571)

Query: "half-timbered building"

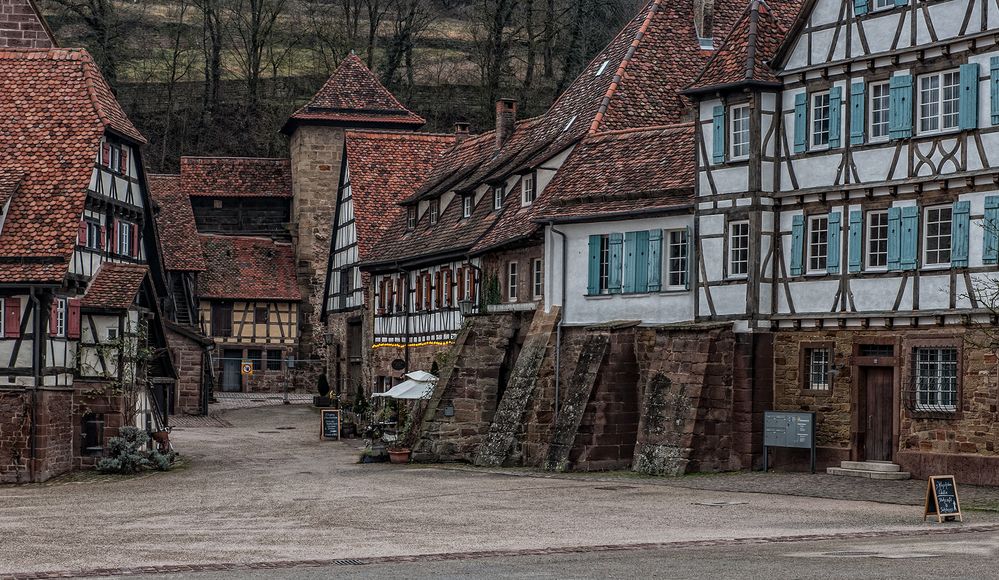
(0, 29), (176, 482)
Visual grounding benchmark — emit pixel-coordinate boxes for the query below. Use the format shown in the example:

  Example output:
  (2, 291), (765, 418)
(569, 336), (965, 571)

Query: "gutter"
(536, 203), (695, 226)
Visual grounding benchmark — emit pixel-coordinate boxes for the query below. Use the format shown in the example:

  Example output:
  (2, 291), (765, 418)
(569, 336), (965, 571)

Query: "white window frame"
(807, 215), (829, 274)
(917, 70), (961, 135)
(728, 221), (750, 279)
(666, 229), (688, 290)
(116, 220), (133, 257)
(872, 0), (896, 10)
(507, 262), (518, 302)
(806, 347), (831, 390)
(914, 347), (959, 412)
(462, 195), (473, 218)
(810, 91), (831, 149)
(521, 174), (536, 206)
(866, 210), (889, 270)
(869, 81), (890, 142)
(532, 258), (543, 299)
(595, 60), (610, 76)
(54, 298), (66, 338)
(83, 219), (101, 250)
(406, 207), (417, 230)
(923, 205), (953, 267)
(597, 235), (611, 294)
(107, 327), (119, 341)
(729, 104), (750, 160)
(493, 186), (504, 210)
(429, 199), (440, 225)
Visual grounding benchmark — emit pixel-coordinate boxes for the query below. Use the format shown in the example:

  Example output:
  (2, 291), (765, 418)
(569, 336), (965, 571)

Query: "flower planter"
(388, 449), (411, 464)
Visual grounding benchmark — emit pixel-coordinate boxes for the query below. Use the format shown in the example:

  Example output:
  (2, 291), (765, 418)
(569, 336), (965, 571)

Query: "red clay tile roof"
(344, 131), (454, 260)
(534, 124), (695, 221)
(81, 263), (149, 310)
(0, 48), (144, 284)
(180, 157), (292, 198)
(0, 0), (56, 49)
(199, 235), (300, 301)
(686, 0), (802, 93)
(148, 174), (207, 272)
(284, 54), (425, 131)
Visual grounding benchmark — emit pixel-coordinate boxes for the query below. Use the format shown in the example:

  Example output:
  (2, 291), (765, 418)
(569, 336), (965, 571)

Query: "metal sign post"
(763, 411), (817, 474)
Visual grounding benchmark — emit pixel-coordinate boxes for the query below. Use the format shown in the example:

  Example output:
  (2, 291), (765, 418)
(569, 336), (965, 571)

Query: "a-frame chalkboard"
(321, 409), (341, 441)
(924, 475), (962, 523)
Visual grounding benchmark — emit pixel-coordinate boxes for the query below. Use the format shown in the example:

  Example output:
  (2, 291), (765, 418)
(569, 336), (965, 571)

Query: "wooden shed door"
(863, 367), (894, 462)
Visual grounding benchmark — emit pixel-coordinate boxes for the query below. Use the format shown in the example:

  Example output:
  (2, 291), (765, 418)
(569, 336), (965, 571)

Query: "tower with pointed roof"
(283, 54), (426, 369)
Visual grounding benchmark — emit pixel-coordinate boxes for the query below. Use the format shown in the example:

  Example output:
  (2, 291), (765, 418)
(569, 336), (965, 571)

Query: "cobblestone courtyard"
(2, 402), (999, 578)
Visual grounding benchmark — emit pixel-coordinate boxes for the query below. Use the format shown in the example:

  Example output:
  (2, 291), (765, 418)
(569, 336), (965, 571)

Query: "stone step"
(827, 467), (911, 480)
(841, 460), (901, 472)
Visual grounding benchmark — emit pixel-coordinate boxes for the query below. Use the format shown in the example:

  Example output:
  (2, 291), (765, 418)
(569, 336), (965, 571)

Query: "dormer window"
(406, 207), (417, 230)
(429, 199), (440, 225)
(563, 115), (577, 133)
(698, 37), (714, 50)
(521, 174), (536, 206)
(493, 186), (504, 211)
(462, 195), (473, 218)
(595, 60), (610, 76)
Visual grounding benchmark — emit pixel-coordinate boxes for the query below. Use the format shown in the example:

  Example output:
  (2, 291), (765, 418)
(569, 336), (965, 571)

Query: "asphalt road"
(97, 531), (999, 579)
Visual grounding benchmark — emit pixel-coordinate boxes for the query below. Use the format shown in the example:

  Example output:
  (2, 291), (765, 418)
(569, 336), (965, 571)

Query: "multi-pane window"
(211, 303), (233, 337)
(730, 105), (750, 160)
(867, 211), (889, 269)
(873, 0), (895, 9)
(507, 262), (518, 302)
(406, 207), (417, 230)
(117, 220), (133, 256)
(266, 350), (283, 371)
(493, 186), (504, 210)
(915, 348), (958, 411)
(807, 215), (829, 272)
(428, 199), (440, 225)
(667, 229), (688, 289)
(924, 206), (953, 266)
(462, 195), (473, 218)
(82, 219), (101, 250)
(598, 235), (611, 293)
(811, 92), (831, 148)
(522, 174), (536, 206)
(870, 82), (890, 141)
(918, 71), (961, 134)
(728, 221), (750, 277)
(54, 298), (66, 337)
(805, 348), (831, 390)
(532, 258), (543, 299)
(247, 349), (263, 371)
(254, 306), (269, 324)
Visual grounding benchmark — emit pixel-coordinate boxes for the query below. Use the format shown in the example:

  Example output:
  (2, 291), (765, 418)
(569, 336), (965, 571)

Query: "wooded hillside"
(39, 0), (644, 172)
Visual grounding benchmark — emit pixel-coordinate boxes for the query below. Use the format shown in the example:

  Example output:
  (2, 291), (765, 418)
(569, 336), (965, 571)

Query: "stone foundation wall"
(167, 327), (206, 415)
(0, 390), (31, 483)
(0, 388), (76, 483)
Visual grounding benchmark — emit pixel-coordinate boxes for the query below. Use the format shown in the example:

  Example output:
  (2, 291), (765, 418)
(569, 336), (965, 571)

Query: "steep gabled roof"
(199, 235), (300, 301)
(534, 124), (696, 222)
(180, 157), (292, 198)
(0, 48), (145, 284)
(283, 54), (425, 133)
(81, 263), (149, 310)
(148, 174), (207, 272)
(344, 131), (454, 260)
(685, 0), (803, 94)
(0, 0), (57, 49)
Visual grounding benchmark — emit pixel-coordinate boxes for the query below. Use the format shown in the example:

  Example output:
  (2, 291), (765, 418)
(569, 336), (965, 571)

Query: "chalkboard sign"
(321, 409), (341, 441)
(924, 475), (963, 523)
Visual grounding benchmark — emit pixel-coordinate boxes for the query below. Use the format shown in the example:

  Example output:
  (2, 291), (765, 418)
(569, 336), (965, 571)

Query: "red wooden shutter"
(470, 268), (479, 303)
(111, 219), (119, 253)
(4, 297), (20, 338)
(99, 225), (106, 250)
(67, 299), (81, 339)
(120, 149), (128, 174)
(415, 275), (423, 311)
(78, 220), (88, 246)
(101, 143), (111, 166)
(456, 269), (465, 302)
(49, 301), (58, 335)
(396, 277), (405, 312)
(131, 223), (139, 257)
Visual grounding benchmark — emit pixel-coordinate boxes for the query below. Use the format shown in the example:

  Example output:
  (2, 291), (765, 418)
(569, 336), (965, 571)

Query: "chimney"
(454, 121), (471, 144)
(694, 0), (715, 49)
(495, 98), (518, 149)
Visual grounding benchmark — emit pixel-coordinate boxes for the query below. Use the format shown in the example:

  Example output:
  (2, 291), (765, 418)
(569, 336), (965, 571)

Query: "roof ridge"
(588, 0), (663, 134)
(181, 156), (291, 162)
(346, 130), (456, 140)
(590, 122), (694, 138)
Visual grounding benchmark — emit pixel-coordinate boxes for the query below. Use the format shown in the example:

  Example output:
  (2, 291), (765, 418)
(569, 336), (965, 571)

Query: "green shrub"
(96, 427), (176, 474)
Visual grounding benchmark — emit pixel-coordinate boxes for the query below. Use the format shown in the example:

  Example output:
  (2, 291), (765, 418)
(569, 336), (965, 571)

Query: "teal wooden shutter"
(887, 207), (902, 271)
(952, 200), (970, 267)
(647, 229), (663, 292)
(635, 230), (650, 292)
(790, 215), (805, 276)
(984, 196), (999, 264)
(827, 211), (842, 274)
(712, 106), (725, 164)
(829, 86), (843, 148)
(793, 93), (808, 153)
(848, 210), (863, 273)
(623, 231), (637, 293)
(959, 63), (980, 130)
(685, 225), (694, 291)
(850, 82), (866, 145)
(608, 233), (623, 294)
(991, 57), (999, 125)
(587, 235), (601, 294)
(854, 0), (868, 16)
(889, 75), (913, 140)
(900, 206), (919, 270)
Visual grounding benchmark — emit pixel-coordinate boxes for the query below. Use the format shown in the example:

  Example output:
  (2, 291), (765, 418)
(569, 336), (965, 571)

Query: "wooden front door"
(221, 348), (243, 392)
(862, 367), (894, 461)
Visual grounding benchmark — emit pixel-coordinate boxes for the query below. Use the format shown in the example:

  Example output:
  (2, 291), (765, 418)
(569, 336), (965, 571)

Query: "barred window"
(914, 348), (958, 412)
(805, 348), (831, 390)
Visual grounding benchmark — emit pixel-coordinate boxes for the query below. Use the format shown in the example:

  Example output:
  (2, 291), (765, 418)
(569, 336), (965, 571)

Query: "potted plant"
(314, 372), (332, 407)
(387, 408), (420, 464)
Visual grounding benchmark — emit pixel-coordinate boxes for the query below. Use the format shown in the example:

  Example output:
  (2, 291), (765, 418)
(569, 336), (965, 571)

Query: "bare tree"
(43, 0), (125, 87)
(193, 0), (227, 123)
(381, 0), (433, 95)
(227, 0), (291, 118)
(158, 0), (198, 168)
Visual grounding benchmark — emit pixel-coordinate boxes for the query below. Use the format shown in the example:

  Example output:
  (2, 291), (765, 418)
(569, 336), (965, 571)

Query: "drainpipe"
(548, 222), (567, 420)
(27, 287), (42, 482)
(392, 263), (411, 373)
